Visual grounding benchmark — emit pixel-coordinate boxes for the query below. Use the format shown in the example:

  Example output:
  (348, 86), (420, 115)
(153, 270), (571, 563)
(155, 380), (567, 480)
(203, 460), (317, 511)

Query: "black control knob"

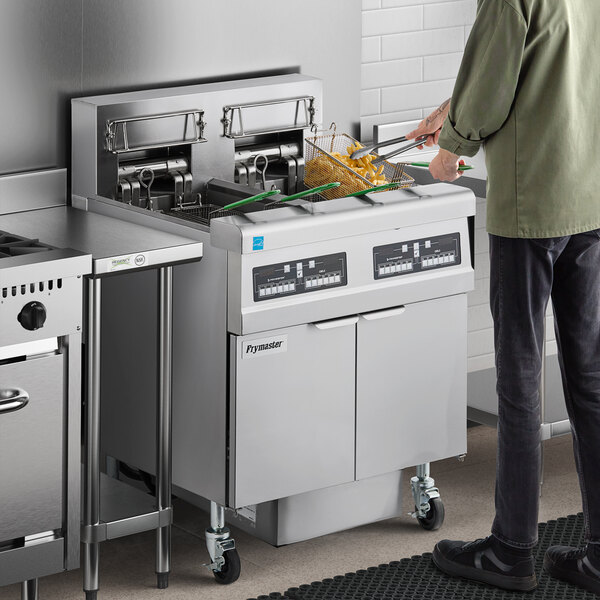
(17, 301), (47, 331)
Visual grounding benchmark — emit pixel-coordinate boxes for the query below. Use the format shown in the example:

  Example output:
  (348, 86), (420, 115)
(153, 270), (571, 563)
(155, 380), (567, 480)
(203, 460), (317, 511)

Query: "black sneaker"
(544, 545), (600, 595)
(432, 536), (537, 591)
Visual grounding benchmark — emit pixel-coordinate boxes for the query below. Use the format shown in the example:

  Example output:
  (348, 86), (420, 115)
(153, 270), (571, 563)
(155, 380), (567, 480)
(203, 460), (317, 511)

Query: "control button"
(449, 254), (455, 262)
(277, 285), (284, 293)
(17, 301), (47, 331)
(283, 284), (289, 292)
(407, 262), (413, 270)
(401, 263), (407, 271)
(265, 287), (272, 296)
(414, 249), (420, 258)
(413, 242), (419, 250)
(402, 244), (408, 253)
(390, 265), (397, 273)
(425, 240), (431, 249)
(334, 274), (341, 283)
(317, 277), (324, 286)
(290, 282), (296, 291)
(284, 264), (290, 273)
(423, 259), (430, 267)
(306, 280), (312, 288)
(309, 260), (316, 269)
(259, 288), (266, 297)
(433, 257), (439, 265)
(296, 262), (303, 277)
(443, 255), (449, 263)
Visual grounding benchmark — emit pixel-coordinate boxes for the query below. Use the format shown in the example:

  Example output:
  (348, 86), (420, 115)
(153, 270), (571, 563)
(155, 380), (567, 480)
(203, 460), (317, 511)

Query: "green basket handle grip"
(278, 182), (341, 202)
(222, 188), (281, 211)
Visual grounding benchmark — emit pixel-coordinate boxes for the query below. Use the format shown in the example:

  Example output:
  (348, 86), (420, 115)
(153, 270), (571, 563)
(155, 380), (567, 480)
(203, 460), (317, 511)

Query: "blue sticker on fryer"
(253, 236), (264, 251)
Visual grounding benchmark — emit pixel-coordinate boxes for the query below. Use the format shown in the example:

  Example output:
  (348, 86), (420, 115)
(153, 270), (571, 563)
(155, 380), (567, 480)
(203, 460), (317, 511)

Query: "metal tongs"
(349, 135), (428, 161)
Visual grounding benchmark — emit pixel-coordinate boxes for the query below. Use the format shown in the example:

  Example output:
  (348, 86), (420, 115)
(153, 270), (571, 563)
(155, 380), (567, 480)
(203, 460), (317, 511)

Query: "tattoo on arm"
(425, 98), (451, 127)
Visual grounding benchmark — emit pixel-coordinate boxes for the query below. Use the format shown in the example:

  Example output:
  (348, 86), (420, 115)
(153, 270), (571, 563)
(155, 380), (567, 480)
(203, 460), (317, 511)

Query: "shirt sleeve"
(437, 0), (528, 157)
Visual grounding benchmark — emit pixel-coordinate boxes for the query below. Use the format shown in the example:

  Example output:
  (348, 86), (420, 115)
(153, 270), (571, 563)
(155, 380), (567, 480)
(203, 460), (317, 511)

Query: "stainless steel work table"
(0, 204), (203, 599)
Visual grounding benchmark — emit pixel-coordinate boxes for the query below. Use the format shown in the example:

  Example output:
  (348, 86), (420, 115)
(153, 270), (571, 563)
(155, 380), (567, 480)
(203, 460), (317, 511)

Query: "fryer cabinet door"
(229, 318), (357, 508)
(0, 353), (64, 542)
(356, 294), (467, 480)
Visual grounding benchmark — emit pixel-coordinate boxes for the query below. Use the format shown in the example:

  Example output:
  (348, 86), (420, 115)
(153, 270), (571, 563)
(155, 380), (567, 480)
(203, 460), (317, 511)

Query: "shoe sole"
(432, 547), (538, 592)
(544, 554), (600, 595)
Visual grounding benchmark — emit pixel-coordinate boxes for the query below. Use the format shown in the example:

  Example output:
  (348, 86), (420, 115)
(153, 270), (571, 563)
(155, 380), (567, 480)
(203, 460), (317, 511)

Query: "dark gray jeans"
(489, 230), (600, 549)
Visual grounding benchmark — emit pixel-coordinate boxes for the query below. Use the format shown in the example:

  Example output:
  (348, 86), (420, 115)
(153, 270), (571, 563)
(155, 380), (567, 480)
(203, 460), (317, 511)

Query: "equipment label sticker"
(110, 255), (132, 271)
(242, 335), (287, 359)
(252, 236), (264, 251)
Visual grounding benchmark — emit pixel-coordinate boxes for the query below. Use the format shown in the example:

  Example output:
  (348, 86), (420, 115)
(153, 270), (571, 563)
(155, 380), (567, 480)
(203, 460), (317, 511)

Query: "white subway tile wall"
(361, 0), (476, 140)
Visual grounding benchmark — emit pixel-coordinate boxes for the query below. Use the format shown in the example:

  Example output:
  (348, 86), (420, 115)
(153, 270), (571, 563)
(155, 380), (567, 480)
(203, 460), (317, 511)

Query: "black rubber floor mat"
(248, 514), (597, 599)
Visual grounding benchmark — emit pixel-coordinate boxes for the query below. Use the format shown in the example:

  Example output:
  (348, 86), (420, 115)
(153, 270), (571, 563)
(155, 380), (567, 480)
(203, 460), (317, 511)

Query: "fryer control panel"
(373, 232), (461, 280)
(253, 252), (347, 301)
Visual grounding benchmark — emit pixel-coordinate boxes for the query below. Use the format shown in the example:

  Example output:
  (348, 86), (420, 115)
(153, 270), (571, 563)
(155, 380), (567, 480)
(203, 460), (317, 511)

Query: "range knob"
(17, 301), (47, 331)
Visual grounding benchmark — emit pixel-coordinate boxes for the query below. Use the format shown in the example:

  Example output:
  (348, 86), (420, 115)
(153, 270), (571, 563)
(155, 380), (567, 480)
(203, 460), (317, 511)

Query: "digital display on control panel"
(373, 233), (461, 280)
(252, 252), (347, 302)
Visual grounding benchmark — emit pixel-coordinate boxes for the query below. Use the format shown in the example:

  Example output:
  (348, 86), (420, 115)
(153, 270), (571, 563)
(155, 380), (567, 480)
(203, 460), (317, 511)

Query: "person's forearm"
(425, 98), (451, 129)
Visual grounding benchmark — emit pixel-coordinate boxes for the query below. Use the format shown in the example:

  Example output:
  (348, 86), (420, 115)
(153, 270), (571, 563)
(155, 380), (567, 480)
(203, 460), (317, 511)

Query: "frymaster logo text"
(242, 335), (288, 359)
(246, 340), (283, 354)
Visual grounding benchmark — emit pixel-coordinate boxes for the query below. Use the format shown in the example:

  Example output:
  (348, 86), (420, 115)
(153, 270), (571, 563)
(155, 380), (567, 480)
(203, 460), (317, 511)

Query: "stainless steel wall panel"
(80, 0), (360, 136)
(0, 0), (82, 175)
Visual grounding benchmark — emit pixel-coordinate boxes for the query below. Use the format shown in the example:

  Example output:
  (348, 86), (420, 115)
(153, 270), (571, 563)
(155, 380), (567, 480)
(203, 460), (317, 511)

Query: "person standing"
(406, 0), (600, 594)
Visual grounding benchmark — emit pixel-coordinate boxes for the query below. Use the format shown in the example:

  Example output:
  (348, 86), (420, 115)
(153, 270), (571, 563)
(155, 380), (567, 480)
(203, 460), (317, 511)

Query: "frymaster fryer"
(71, 74), (475, 578)
(0, 170), (91, 600)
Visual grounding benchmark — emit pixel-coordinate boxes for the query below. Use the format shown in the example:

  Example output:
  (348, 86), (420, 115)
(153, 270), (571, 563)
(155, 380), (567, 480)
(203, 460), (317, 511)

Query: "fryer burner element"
(0, 231), (52, 258)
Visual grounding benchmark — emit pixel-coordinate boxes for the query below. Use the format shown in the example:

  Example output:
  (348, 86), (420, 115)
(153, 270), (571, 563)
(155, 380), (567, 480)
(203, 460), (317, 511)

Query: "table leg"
(156, 266), (173, 589)
(83, 277), (101, 600)
(21, 579), (38, 600)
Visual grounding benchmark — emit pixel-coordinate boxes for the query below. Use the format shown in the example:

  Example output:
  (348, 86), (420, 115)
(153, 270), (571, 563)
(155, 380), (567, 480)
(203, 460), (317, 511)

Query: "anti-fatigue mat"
(248, 514), (596, 599)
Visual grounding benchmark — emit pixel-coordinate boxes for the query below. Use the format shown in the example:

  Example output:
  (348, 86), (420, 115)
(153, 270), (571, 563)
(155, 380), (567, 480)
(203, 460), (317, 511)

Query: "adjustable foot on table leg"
(156, 572), (169, 589)
(85, 591), (98, 600)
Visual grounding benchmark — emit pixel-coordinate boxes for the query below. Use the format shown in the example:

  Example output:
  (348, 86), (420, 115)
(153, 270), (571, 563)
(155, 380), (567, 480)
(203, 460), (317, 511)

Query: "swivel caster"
(205, 502), (241, 585)
(417, 496), (445, 531)
(410, 462), (445, 531)
(212, 548), (241, 585)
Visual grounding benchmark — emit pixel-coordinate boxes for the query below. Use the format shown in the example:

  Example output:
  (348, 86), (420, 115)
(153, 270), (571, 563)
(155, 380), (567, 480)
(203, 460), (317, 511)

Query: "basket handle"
(343, 182), (402, 197)
(276, 182), (341, 203)
(221, 189), (281, 211)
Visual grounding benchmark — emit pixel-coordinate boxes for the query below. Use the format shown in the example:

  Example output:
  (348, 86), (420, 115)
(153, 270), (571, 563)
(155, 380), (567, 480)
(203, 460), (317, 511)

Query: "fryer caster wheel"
(417, 497), (445, 531)
(213, 548), (241, 585)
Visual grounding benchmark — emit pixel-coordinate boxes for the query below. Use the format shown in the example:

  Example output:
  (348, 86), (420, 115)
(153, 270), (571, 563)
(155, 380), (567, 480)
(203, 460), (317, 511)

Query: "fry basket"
(304, 123), (414, 200)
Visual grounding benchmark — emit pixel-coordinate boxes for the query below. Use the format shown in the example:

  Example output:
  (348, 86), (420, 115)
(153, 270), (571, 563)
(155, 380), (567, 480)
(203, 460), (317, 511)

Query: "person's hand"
(429, 149), (464, 182)
(406, 98), (451, 149)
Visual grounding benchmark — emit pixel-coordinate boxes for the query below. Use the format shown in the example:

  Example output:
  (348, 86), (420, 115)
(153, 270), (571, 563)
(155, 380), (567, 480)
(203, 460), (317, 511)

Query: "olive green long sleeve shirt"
(437, 0), (600, 238)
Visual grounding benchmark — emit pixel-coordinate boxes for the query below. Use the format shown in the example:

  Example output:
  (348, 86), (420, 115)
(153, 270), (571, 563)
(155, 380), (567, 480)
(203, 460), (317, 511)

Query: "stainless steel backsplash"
(0, 0), (360, 177)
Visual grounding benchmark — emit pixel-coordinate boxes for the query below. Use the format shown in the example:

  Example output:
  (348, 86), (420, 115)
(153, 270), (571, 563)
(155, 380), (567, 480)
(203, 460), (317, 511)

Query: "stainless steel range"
(0, 198), (91, 599)
(71, 73), (475, 583)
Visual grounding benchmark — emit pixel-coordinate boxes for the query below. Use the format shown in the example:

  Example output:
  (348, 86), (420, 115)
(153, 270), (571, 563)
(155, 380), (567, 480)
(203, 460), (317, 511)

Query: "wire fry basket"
(304, 123), (413, 200)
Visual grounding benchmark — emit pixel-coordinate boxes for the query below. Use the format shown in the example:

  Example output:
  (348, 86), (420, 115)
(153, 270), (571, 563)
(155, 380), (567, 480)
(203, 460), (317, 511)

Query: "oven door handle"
(0, 388), (30, 414)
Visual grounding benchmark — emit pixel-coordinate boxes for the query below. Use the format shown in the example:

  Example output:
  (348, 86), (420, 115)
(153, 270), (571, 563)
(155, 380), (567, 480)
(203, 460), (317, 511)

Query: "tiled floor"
(0, 426), (581, 600)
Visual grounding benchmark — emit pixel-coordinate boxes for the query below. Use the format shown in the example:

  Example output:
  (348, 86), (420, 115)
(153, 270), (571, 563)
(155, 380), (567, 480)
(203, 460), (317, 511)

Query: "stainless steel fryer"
(71, 73), (475, 582)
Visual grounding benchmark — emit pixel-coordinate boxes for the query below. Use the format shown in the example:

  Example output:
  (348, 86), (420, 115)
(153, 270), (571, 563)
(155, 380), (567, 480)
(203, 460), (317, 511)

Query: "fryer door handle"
(0, 388), (30, 414)
(312, 316), (359, 330)
(360, 306), (406, 321)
